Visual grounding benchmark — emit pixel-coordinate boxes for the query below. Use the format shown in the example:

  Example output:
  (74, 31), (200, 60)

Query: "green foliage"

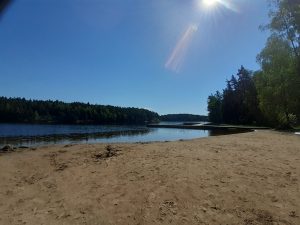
(207, 67), (261, 125)
(0, 97), (159, 125)
(255, 35), (300, 127)
(207, 91), (222, 123)
(207, 1), (300, 129)
(266, 0), (299, 56)
(254, 0), (300, 128)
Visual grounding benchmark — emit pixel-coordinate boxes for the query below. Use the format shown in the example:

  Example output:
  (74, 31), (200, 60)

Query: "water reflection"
(0, 123), (252, 148)
(0, 129), (150, 147)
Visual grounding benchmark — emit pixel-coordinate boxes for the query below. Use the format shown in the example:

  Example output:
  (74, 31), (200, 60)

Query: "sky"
(0, 0), (270, 115)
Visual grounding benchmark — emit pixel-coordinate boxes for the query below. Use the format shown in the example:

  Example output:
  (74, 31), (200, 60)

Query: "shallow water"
(0, 123), (144, 137)
(0, 123), (248, 147)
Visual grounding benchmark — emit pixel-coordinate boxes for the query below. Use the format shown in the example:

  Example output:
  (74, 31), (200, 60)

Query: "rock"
(105, 145), (117, 158)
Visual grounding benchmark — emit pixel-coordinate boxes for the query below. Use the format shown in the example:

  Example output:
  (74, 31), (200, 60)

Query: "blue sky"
(0, 0), (269, 115)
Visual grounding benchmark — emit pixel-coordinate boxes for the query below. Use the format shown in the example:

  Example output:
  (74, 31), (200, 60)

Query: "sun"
(202, 0), (218, 7)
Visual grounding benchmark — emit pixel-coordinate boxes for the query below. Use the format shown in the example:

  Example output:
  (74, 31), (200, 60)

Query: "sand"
(0, 130), (299, 225)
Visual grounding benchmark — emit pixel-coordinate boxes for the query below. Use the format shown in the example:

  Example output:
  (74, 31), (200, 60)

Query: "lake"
(0, 123), (246, 147)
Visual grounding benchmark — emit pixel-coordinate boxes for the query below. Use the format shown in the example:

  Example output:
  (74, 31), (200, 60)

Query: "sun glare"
(202, 0), (218, 7)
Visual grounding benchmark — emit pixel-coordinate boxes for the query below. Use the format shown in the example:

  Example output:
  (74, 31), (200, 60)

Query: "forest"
(207, 0), (300, 128)
(0, 97), (159, 125)
(160, 114), (208, 122)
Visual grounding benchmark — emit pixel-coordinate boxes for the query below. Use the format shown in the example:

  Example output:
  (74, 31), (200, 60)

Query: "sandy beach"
(0, 130), (299, 225)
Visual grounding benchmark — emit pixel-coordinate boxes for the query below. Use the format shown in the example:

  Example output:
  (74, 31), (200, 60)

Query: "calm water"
(0, 123), (244, 147)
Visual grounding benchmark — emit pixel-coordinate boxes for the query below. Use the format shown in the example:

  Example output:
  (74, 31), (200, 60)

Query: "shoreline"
(0, 130), (299, 225)
(147, 123), (269, 130)
(0, 124), (253, 148)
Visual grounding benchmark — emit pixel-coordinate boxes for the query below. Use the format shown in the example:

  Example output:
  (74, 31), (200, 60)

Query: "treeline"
(207, 0), (300, 128)
(160, 114), (208, 122)
(0, 97), (159, 125)
(208, 67), (262, 125)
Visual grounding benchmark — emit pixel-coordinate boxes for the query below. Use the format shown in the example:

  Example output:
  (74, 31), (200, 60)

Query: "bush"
(277, 113), (297, 129)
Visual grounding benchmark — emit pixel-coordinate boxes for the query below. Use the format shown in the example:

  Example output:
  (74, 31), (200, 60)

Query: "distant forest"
(0, 97), (159, 125)
(160, 114), (208, 122)
(208, 0), (300, 129)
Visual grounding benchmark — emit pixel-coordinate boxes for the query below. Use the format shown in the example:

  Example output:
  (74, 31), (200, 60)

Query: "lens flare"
(165, 24), (198, 73)
(203, 0), (218, 7)
(165, 0), (239, 73)
(200, 0), (239, 13)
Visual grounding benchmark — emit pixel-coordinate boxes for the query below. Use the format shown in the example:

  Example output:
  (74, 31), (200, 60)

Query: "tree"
(207, 67), (262, 125)
(254, 0), (300, 127)
(206, 0), (300, 128)
(207, 91), (223, 123)
(265, 0), (300, 57)
(0, 97), (160, 125)
(255, 35), (300, 127)
(222, 76), (239, 124)
(236, 66), (262, 124)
